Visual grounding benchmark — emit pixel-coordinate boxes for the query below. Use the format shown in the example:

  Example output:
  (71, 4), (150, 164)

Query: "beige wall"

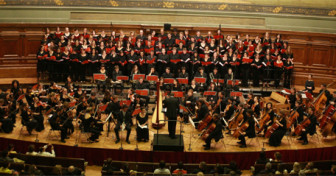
(0, 6), (336, 34)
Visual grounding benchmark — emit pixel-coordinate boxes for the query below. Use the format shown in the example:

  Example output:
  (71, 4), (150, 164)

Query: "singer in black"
(163, 92), (180, 139)
(203, 114), (224, 150)
(114, 105), (132, 144)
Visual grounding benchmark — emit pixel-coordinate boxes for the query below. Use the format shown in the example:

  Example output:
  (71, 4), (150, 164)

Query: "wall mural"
(1, 0), (335, 17)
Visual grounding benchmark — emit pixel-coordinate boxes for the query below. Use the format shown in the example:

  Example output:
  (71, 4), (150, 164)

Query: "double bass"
(312, 81), (336, 117)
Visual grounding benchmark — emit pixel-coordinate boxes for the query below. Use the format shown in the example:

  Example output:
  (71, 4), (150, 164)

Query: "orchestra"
(0, 27), (336, 153)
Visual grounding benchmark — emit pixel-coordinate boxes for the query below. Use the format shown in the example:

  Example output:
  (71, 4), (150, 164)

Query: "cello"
(197, 113), (212, 131)
(286, 109), (299, 129)
(256, 109), (271, 133)
(233, 121), (249, 138)
(319, 105), (336, 137)
(228, 109), (244, 130)
(294, 116), (311, 136)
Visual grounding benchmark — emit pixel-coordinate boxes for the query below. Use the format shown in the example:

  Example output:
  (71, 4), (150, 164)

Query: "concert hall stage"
(1, 117), (336, 170)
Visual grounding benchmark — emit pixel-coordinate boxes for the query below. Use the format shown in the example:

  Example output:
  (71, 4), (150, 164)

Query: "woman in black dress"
(136, 108), (149, 142)
(268, 110), (287, 147)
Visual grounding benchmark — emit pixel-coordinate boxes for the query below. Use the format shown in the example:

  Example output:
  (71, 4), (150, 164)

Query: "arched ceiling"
(1, 0), (336, 17)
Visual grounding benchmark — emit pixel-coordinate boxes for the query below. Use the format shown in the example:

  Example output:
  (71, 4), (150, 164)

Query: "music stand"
(194, 77), (207, 84)
(172, 91), (184, 98)
(93, 73), (107, 81)
(163, 78), (175, 84)
(146, 75), (159, 82)
(135, 89), (149, 96)
(177, 78), (188, 85)
(133, 74), (146, 81)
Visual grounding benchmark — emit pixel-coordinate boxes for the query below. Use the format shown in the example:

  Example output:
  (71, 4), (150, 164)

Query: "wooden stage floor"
(1, 114), (336, 154)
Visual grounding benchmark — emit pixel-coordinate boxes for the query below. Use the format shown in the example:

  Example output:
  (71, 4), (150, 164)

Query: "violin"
(294, 115), (311, 136)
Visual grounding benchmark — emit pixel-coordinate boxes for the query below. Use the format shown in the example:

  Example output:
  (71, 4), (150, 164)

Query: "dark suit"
(205, 119), (224, 147)
(163, 96), (180, 138)
(114, 110), (132, 141)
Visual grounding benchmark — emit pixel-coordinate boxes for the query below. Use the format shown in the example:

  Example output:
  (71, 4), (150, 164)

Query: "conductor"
(163, 92), (180, 139)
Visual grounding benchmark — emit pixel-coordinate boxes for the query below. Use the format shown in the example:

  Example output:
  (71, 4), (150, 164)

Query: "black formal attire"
(252, 60), (263, 87)
(269, 118), (287, 147)
(204, 118), (225, 148)
(305, 80), (315, 94)
(49, 113), (67, 142)
(163, 96), (180, 138)
(114, 110), (132, 141)
(238, 116), (256, 146)
(193, 104), (209, 128)
(136, 113), (149, 141)
(301, 115), (317, 143)
(283, 61), (293, 88)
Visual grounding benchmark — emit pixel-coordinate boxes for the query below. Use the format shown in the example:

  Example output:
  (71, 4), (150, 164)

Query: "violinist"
(288, 88), (296, 109)
(203, 114), (225, 150)
(105, 96), (121, 118)
(268, 111), (287, 147)
(20, 103), (38, 135)
(0, 99), (14, 133)
(87, 92), (100, 105)
(246, 93), (254, 109)
(259, 102), (275, 137)
(87, 108), (103, 143)
(31, 97), (45, 132)
(64, 76), (75, 93)
(223, 98), (235, 121)
(74, 86), (85, 100)
(298, 107), (317, 145)
(49, 107), (68, 143)
(182, 89), (196, 123)
(114, 105), (132, 144)
(193, 99), (209, 128)
(252, 96), (261, 118)
(213, 91), (225, 114)
(237, 109), (256, 148)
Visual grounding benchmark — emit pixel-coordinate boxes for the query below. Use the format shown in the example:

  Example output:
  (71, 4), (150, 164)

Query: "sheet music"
(138, 124), (148, 129)
(121, 122), (126, 131)
(189, 116), (195, 128)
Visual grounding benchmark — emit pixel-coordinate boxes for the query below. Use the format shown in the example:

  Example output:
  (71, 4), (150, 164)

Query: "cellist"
(268, 110), (287, 147)
(203, 114), (225, 150)
(298, 107), (317, 145)
(193, 99), (209, 128)
(237, 109), (256, 148)
(258, 102), (275, 137)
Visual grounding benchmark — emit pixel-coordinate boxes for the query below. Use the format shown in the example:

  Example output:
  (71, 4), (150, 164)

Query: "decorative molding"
(1, 0), (335, 17)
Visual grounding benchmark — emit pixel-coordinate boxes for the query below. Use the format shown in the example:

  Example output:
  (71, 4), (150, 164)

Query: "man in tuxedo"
(163, 92), (180, 139)
(114, 105), (132, 144)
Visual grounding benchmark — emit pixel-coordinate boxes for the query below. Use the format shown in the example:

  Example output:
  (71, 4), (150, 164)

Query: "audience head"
(265, 162), (272, 170)
(293, 162), (301, 173)
(177, 161), (184, 169)
(274, 152), (282, 162)
(199, 161), (207, 169)
(28, 144), (35, 153)
(159, 160), (166, 169)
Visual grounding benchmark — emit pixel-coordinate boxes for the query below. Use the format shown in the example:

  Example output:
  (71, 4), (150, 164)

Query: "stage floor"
(1, 114), (336, 154)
